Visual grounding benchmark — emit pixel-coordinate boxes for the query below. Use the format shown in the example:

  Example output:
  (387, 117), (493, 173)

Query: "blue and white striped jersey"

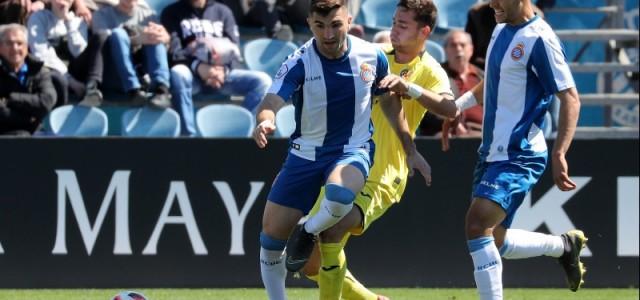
(481, 16), (575, 162)
(269, 35), (390, 161)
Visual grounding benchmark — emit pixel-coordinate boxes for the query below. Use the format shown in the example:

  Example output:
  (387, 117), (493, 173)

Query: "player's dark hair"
(397, 0), (438, 31)
(309, 0), (347, 17)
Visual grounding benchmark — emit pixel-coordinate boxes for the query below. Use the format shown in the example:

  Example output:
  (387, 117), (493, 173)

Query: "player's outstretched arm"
(378, 93), (432, 186)
(378, 74), (457, 118)
(551, 87), (581, 191)
(253, 93), (285, 149)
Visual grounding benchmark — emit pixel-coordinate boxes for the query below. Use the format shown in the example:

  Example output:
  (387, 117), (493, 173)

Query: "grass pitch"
(0, 288), (637, 300)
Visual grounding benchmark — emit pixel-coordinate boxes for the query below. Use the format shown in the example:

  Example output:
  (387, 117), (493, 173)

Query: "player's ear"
(420, 25), (431, 39)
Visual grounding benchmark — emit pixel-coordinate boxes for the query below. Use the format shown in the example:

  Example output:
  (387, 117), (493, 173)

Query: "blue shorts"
(472, 156), (547, 228)
(267, 147), (373, 214)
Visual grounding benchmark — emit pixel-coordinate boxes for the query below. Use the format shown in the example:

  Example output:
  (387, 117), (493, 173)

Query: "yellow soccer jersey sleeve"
(367, 45), (452, 205)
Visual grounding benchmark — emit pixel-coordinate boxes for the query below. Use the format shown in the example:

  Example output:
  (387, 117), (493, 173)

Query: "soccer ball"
(112, 291), (147, 300)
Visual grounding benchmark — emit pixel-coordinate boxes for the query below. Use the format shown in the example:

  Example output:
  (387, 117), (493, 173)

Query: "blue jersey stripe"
(321, 58), (357, 150)
(481, 27), (514, 159)
(531, 37), (561, 95)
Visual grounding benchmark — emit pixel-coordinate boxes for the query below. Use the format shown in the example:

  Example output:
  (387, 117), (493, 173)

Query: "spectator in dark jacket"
(0, 23), (56, 135)
(161, 0), (271, 136)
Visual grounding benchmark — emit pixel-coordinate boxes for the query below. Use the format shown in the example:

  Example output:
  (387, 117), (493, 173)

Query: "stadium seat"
(425, 40), (446, 63)
(146, 0), (175, 14)
(48, 104), (109, 137)
(121, 107), (181, 137)
(357, 0), (395, 30)
(196, 104), (255, 137)
(275, 104), (296, 137)
(243, 38), (298, 77)
(432, 0), (478, 29)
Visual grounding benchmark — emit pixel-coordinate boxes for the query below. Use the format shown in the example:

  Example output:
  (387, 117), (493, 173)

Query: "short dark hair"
(397, 0), (438, 31)
(309, 0), (347, 17)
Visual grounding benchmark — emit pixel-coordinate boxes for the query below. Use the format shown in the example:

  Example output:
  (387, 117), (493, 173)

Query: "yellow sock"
(341, 269), (378, 300)
(319, 242), (347, 300)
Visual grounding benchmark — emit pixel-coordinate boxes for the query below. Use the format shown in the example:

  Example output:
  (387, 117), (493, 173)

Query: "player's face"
(307, 6), (351, 59)
(390, 7), (429, 52)
(490, 0), (524, 24)
(445, 31), (473, 66)
(0, 29), (28, 70)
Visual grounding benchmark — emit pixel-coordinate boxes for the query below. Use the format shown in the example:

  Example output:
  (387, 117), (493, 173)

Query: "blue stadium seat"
(433, 0), (478, 29)
(48, 105), (109, 137)
(146, 0), (175, 15)
(425, 40), (446, 63)
(357, 0), (395, 30)
(121, 107), (181, 137)
(243, 38), (298, 77)
(196, 104), (255, 137)
(275, 104), (296, 137)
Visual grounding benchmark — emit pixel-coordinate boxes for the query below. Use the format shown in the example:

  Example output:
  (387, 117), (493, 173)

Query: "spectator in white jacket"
(27, 0), (108, 106)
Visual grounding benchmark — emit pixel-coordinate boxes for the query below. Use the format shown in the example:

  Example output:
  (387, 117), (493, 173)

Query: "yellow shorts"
(309, 183), (398, 236)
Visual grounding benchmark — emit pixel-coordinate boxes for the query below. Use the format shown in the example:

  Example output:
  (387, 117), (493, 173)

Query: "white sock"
(304, 197), (352, 235)
(500, 229), (564, 259)
(469, 237), (503, 300)
(260, 247), (287, 300)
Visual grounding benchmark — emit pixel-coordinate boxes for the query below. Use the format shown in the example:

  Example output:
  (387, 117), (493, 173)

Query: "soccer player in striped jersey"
(441, 0), (586, 299)
(252, 1), (424, 299)
(299, 1), (453, 299)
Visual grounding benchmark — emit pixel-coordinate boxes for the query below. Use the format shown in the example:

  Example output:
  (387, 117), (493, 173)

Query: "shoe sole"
(565, 230), (588, 292)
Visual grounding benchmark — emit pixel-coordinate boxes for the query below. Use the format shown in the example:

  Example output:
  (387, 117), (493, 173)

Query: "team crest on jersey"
(399, 68), (411, 80)
(275, 64), (289, 79)
(511, 42), (525, 61)
(359, 63), (376, 82)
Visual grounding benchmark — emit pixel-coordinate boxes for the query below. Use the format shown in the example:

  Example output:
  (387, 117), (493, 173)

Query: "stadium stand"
(425, 40), (446, 63)
(195, 104), (255, 137)
(48, 105), (109, 137)
(356, 0), (395, 30)
(242, 38), (299, 77)
(121, 107), (181, 137)
(546, 0), (638, 137)
(274, 104), (296, 138)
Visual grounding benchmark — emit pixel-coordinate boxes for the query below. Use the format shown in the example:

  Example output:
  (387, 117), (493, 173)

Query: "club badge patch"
(359, 63), (376, 82)
(511, 42), (525, 61)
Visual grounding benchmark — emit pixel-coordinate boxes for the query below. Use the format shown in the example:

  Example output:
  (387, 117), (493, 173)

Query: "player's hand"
(253, 119), (276, 148)
(441, 116), (460, 152)
(406, 150), (432, 186)
(552, 153), (576, 191)
(378, 74), (409, 97)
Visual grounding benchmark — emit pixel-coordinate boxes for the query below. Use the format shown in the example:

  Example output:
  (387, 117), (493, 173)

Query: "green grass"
(0, 288), (637, 300)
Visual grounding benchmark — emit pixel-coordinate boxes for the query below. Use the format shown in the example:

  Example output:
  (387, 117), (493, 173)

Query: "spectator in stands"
(1, 0), (92, 25)
(372, 29), (390, 44)
(27, 0), (108, 107)
(220, 0), (294, 41)
(465, 0), (544, 69)
(92, 0), (172, 108)
(0, 23), (56, 135)
(419, 30), (484, 137)
(161, 0), (272, 136)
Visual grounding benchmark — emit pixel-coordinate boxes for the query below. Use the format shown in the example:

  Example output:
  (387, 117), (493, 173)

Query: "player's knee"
(465, 220), (493, 240)
(259, 231), (286, 251)
(325, 183), (355, 205)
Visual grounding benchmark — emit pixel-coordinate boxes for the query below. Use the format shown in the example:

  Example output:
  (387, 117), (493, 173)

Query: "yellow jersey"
(367, 44), (452, 205)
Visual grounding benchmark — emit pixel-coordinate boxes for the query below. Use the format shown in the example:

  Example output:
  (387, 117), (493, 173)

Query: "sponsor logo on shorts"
(480, 180), (500, 190)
